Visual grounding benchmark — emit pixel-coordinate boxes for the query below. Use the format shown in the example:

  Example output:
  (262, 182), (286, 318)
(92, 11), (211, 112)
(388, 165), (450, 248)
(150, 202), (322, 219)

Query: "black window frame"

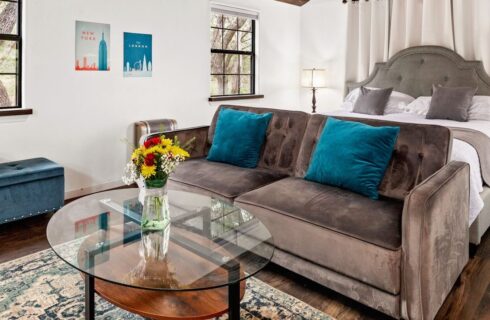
(210, 13), (256, 98)
(0, 0), (22, 109)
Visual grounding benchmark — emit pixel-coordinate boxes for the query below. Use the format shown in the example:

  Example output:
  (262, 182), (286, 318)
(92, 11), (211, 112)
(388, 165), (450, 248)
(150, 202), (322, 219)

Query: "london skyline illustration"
(124, 32), (152, 77)
(75, 21), (110, 71)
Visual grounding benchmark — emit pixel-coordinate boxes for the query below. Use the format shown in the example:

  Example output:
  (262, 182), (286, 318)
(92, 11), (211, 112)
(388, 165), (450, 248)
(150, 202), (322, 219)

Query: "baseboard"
(65, 180), (125, 200)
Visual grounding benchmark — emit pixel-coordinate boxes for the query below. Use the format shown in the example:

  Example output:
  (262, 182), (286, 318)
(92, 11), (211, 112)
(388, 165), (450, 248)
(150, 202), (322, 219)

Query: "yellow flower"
(161, 137), (173, 147)
(144, 146), (168, 156)
(169, 146), (190, 158)
(141, 165), (157, 179)
(131, 147), (143, 162)
(157, 146), (170, 155)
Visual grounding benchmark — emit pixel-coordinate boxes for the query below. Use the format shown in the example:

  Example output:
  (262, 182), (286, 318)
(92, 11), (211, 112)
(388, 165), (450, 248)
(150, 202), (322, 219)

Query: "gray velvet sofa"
(153, 105), (470, 320)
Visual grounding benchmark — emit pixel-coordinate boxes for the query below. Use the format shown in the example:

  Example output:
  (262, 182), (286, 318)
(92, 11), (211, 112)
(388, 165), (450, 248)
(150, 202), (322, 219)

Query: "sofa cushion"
(169, 158), (287, 200)
(207, 108), (273, 168)
(236, 177), (403, 250)
(305, 118), (400, 200)
(208, 106), (310, 176)
(295, 114), (452, 200)
(236, 177), (403, 293)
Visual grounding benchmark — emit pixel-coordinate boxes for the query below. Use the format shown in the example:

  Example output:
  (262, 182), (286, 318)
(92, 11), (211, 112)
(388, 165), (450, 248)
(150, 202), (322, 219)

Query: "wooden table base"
(94, 277), (246, 320)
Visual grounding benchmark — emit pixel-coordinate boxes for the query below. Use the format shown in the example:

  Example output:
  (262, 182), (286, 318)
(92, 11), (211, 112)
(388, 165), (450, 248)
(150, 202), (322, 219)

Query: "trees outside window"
(210, 12), (255, 97)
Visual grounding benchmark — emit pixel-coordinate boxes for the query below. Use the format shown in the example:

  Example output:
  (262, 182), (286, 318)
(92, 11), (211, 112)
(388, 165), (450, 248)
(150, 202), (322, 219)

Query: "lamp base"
(311, 87), (317, 114)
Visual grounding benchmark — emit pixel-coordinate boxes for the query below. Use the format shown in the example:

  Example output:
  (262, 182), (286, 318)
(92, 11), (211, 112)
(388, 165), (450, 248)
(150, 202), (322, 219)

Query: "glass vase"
(141, 179), (170, 231)
(126, 226), (179, 288)
(140, 226), (171, 261)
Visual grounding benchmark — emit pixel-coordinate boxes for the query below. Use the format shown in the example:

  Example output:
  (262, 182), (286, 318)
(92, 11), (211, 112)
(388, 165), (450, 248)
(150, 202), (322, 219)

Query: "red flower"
(144, 137), (161, 148)
(152, 137), (161, 144)
(145, 154), (155, 166)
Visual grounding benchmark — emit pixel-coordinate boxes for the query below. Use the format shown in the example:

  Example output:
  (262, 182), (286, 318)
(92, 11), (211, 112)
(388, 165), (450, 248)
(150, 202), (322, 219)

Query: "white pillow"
(405, 96), (490, 120)
(385, 91), (417, 114)
(342, 88), (415, 114)
(469, 96), (490, 121)
(405, 96), (432, 116)
(339, 88), (362, 111)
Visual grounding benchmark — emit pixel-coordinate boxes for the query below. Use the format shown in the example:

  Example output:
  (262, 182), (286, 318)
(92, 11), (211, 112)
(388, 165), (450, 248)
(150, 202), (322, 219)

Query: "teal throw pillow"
(305, 117), (400, 200)
(207, 108), (273, 168)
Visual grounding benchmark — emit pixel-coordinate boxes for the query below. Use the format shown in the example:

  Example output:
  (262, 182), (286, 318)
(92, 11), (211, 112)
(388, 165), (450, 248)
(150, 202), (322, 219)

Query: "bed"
(332, 46), (490, 245)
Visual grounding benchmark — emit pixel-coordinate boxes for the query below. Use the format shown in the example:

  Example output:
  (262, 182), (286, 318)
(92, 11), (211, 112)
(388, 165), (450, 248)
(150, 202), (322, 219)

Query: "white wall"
(0, 0), (301, 198)
(300, 0), (347, 113)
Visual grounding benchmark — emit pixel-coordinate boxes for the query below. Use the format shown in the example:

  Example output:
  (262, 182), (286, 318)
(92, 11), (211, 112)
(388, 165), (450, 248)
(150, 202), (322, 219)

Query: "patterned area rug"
(0, 249), (334, 319)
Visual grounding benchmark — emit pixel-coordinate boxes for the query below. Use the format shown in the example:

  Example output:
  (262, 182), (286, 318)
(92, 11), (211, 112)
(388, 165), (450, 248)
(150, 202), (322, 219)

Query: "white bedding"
(324, 110), (487, 225)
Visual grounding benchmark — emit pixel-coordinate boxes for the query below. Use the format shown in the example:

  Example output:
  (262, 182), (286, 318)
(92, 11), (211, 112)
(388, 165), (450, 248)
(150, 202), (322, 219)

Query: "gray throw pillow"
(353, 86), (393, 115)
(426, 85), (477, 122)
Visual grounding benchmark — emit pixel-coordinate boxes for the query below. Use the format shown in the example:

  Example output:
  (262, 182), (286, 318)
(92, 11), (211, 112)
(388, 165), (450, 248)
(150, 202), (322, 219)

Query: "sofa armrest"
(134, 119), (178, 147)
(142, 126), (210, 159)
(401, 161), (470, 320)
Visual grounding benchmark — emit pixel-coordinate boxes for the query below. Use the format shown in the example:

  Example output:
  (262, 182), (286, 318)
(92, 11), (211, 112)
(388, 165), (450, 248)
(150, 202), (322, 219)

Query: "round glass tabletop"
(47, 188), (274, 292)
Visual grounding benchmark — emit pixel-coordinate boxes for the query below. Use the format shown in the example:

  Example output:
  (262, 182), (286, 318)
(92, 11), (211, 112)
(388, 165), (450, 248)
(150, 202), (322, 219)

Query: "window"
(0, 0), (21, 109)
(210, 8), (257, 98)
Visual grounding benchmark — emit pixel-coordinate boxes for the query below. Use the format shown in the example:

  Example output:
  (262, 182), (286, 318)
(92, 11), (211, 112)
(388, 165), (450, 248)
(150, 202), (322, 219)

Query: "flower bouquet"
(123, 135), (191, 230)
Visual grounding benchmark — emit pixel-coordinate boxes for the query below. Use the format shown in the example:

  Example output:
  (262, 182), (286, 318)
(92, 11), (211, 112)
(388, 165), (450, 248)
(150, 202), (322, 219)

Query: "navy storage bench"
(0, 158), (64, 224)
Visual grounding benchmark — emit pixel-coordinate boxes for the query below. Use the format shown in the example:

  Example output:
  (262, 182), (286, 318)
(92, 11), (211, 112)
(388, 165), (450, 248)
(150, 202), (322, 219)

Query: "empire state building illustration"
(98, 32), (108, 71)
(75, 21), (111, 71)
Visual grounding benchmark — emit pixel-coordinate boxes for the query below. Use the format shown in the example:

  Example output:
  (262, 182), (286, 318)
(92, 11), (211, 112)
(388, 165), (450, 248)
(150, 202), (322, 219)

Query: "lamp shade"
(301, 68), (327, 88)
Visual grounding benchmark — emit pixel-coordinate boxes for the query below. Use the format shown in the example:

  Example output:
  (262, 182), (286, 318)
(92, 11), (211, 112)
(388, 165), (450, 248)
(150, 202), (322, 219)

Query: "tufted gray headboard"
(345, 46), (490, 98)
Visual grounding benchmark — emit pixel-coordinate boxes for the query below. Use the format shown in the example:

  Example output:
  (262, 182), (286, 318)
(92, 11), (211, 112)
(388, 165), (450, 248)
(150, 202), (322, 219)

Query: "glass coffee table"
(47, 188), (274, 320)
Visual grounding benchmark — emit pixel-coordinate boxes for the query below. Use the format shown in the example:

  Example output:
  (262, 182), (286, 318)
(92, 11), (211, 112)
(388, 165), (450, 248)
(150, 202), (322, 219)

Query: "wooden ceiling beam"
(275, 0), (310, 6)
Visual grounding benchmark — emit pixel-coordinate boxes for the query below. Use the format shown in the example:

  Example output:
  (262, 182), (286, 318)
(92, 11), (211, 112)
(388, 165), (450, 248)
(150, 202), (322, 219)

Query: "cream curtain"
(453, 0), (490, 72)
(389, 0), (454, 56)
(346, 0), (490, 82)
(345, 0), (390, 82)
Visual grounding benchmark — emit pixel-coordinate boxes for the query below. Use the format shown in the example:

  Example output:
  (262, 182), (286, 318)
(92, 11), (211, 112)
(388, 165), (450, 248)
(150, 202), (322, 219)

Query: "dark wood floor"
(1, 211), (489, 320)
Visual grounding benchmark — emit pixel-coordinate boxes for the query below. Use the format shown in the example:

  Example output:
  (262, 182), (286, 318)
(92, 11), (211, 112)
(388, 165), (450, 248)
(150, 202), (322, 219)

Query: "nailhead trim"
(3, 206), (62, 223)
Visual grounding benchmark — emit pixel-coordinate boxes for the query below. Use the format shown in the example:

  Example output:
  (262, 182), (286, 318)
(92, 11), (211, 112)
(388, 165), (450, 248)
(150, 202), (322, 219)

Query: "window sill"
(0, 108), (33, 117)
(208, 94), (264, 102)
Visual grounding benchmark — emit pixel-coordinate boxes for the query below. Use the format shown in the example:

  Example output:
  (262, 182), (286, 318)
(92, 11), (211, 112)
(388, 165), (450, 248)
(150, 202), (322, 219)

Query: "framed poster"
(124, 32), (152, 77)
(75, 21), (111, 71)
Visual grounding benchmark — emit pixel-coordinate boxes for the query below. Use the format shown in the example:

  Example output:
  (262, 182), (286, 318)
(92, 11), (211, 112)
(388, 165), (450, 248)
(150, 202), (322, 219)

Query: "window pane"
(225, 76), (239, 95)
(223, 15), (238, 29)
(0, 75), (17, 107)
(210, 13), (223, 28)
(211, 53), (223, 74)
(211, 75), (224, 96)
(238, 18), (252, 31)
(240, 55), (251, 74)
(240, 75), (252, 94)
(224, 54), (239, 74)
(0, 1), (19, 35)
(210, 28), (222, 49)
(0, 40), (18, 73)
(223, 30), (237, 50)
(210, 12), (255, 98)
(238, 32), (252, 52)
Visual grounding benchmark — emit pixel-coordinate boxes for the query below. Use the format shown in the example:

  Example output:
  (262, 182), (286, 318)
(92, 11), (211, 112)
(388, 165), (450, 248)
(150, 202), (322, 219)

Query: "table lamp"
(301, 68), (326, 113)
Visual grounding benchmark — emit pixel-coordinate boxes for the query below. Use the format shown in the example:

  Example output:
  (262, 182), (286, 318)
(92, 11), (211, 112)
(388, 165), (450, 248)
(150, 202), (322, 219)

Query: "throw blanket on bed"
(451, 127), (490, 187)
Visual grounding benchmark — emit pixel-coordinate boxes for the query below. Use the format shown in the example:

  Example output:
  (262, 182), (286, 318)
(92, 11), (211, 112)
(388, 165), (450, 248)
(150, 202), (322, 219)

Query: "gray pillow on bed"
(426, 85), (477, 122)
(353, 86), (393, 115)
